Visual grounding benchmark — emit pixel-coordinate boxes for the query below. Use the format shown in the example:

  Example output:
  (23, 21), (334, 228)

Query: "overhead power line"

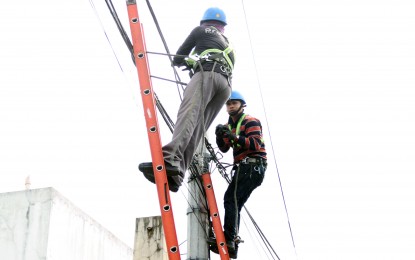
(240, 0), (298, 257)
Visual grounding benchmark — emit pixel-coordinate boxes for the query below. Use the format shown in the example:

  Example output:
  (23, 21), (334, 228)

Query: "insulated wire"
(102, 0), (179, 135)
(104, 0), (134, 64)
(240, 216), (274, 260)
(145, 0), (185, 100)
(244, 208), (281, 260)
(88, 0), (124, 71)
(240, 0), (298, 257)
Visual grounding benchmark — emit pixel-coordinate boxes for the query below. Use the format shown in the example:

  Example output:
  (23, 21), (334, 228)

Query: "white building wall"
(0, 187), (132, 260)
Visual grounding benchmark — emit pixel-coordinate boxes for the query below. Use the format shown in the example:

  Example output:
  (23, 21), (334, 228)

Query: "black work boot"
(207, 236), (219, 255)
(138, 162), (182, 192)
(207, 237), (236, 256)
(229, 249), (238, 259)
(166, 176), (181, 192)
(138, 161), (181, 176)
(206, 237), (217, 246)
(228, 243), (238, 259)
(226, 240), (235, 251)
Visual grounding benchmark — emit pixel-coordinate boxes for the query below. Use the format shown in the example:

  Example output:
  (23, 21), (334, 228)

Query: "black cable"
(88, 0), (124, 71)
(145, 0), (185, 99)
(244, 207), (281, 260)
(153, 92), (175, 133)
(240, 0), (297, 256)
(104, 0), (135, 64)
(150, 75), (188, 86)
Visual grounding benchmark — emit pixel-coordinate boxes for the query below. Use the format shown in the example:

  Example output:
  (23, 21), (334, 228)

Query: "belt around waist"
(239, 157), (267, 165)
(194, 62), (231, 76)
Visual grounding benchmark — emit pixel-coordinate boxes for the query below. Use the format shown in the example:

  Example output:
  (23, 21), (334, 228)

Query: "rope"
(233, 167), (241, 240)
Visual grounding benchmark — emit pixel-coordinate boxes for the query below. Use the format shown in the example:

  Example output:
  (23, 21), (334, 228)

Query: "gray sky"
(1, 0), (415, 259)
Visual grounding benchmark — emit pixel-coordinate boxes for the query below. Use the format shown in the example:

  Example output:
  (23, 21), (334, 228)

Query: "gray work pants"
(163, 70), (231, 181)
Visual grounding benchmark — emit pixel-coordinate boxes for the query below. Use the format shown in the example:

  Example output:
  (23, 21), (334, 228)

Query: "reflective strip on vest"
(228, 114), (246, 147)
(228, 114), (264, 147)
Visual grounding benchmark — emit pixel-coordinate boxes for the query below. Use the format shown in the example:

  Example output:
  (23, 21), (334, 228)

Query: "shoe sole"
(139, 162), (181, 176)
(138, 163), (180, 192)
(207, 239), (217, 246)
(210, 245), (237, 258)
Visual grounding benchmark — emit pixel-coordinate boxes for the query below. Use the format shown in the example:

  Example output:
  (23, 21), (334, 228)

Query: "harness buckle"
(219, 65), (232, 80)
(239, 157), (266, 165)
(240, 157), (249, 164)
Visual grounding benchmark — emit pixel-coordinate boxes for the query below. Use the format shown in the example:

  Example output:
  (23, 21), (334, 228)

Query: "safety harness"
(185, 27), (234, 76)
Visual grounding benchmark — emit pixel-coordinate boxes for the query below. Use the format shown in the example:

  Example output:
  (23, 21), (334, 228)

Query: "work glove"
(215, 124), (226, 138)
(172, 59), (186, 67)
(172, 60), (193, 77)
(222, 127), (237, 141)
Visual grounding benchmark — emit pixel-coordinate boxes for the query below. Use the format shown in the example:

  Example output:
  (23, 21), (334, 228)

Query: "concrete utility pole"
(187, 141), (210, 259)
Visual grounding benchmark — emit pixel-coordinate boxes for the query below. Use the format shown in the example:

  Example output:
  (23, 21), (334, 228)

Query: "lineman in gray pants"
(139, 7), (235, 192)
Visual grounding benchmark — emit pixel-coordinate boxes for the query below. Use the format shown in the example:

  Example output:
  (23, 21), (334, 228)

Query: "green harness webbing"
(185, 27), (234, 72)
(228, 114), (265, 147)
(228, 114), (246, 147)
(228, 114), (246, 136)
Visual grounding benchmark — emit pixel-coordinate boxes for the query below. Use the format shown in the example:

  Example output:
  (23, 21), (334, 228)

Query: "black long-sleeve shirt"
(173, 25), (235, 76)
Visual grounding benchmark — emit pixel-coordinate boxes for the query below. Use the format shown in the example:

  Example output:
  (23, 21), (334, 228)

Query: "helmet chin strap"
(229, 106), (244, 117)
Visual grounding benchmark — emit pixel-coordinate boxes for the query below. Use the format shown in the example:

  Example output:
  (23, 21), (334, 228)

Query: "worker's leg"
(223, 164), (265, 240)
(162, 72), (205, 174)
(164, 72), (230, 174)
(181, 72), (230, 173)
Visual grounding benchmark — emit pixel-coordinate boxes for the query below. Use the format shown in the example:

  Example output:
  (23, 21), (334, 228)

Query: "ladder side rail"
(202, 172), (230, 260)
(126, 1), (180, 259)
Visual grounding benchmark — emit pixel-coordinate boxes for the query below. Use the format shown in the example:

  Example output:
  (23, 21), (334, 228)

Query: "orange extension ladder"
(126, 1), (180, 259)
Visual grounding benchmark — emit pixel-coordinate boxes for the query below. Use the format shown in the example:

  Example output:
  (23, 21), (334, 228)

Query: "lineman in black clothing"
(139, 7), (235, 192)
(214, 90), (267, 258)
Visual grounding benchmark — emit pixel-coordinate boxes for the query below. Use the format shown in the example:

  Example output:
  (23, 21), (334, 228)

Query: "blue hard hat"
(229, 90), (246, 105)
(201, 7), (227, 25)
